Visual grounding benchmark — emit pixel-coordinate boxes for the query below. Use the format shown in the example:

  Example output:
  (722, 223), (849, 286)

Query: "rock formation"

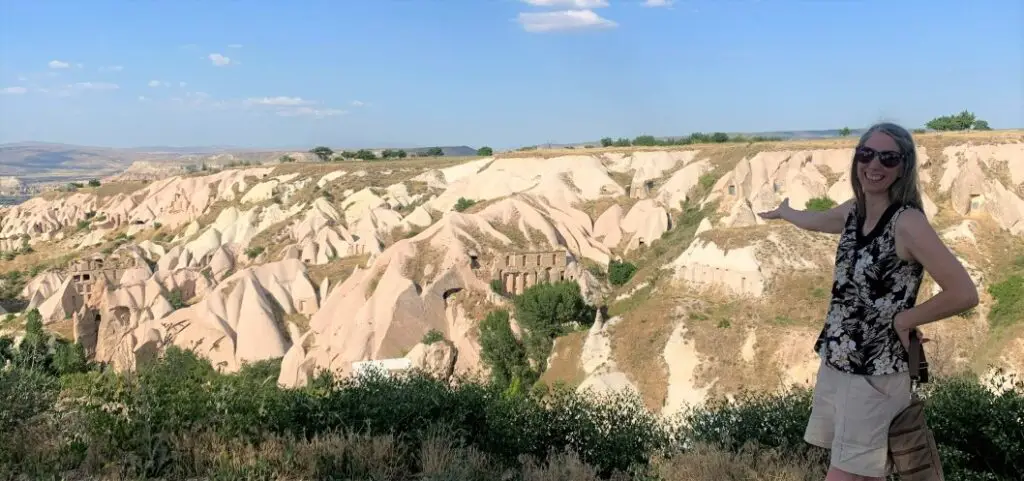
(3, 133), (1022, 413)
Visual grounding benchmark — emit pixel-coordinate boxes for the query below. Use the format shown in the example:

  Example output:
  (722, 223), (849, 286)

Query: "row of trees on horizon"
(299, 145), (494, 163)
(293, 110), (994, 163)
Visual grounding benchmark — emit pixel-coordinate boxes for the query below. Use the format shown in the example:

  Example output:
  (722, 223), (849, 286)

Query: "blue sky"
(0, 0), (1021, 150)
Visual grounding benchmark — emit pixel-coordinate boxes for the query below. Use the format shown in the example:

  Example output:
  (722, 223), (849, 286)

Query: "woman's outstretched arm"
(757, 198), (854, 234)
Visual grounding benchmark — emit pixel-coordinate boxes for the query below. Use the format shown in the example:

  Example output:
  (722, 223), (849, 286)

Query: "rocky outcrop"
(4, 136), (1022, 407)
(405, 339), (458, 381)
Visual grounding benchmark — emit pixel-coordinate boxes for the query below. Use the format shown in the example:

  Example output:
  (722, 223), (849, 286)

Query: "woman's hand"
(894, 311), (930, 351)
(757, 198), (791, 220)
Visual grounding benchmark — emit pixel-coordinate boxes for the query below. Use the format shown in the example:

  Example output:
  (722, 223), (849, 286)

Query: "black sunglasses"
(854, 146), (904, 168)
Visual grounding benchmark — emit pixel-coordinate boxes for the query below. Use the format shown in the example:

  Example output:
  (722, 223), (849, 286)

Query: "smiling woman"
(757, 123), (978, 481)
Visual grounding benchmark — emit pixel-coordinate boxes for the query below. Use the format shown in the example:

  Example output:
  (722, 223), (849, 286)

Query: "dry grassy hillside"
(1, 130), (1022, 415)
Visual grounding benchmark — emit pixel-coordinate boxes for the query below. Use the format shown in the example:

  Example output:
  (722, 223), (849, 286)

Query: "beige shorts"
(804, 358), (912, 478)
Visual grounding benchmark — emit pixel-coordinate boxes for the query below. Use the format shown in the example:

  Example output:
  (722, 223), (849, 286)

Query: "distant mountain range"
(0, 141), (482, 184)
(0, 129), (880, 184)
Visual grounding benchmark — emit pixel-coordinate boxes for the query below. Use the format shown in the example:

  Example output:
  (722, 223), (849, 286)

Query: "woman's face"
(856, 131), (903, 196)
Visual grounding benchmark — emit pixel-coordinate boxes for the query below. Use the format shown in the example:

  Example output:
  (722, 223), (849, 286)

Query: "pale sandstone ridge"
(276, 196), (609, 387)
(574, 312), (640, 398)
(4, 136), (1023, 413)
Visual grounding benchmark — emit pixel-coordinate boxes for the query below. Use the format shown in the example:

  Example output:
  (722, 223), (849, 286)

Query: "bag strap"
(908, 329), (929, 385)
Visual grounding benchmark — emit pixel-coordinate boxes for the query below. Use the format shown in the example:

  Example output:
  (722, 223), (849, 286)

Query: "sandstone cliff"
(2, 131), (1022, 414)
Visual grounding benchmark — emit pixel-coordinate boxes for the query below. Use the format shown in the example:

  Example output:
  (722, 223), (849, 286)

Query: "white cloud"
(522, 0), (609, 7)
(245, 96), (312, 106)
(71, 82), (119, 91)
(518, 9), (617, 32)
(48, 60), (70, 69)
(208, 53), (232, 66)
(100, 65), (124, 72)
(138, 95), (148, 101)
(228, 44), (243, 49)
(1, 87), (28, 95)
(148, 80), (166, 87)
(643, 0), (673, 6)
(179, 81), (187, 87)
(276, 107), (346, 118)
(351, 100), (365, 107)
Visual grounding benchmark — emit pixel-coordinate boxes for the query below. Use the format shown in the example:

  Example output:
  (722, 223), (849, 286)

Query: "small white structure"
(351, 358), (413, 377)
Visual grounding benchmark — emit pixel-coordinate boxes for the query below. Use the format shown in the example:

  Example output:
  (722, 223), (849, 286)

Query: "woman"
(758, 122), (978, 481)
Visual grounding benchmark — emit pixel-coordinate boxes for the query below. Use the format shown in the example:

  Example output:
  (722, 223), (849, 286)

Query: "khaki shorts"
(804, 358), (912, 478)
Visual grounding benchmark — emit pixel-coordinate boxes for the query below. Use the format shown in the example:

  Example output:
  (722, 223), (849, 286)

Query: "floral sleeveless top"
(815, 202), (924, 376)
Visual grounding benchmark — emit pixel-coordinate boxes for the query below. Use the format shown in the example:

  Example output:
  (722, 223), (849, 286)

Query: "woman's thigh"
(830, 370), (912, 478)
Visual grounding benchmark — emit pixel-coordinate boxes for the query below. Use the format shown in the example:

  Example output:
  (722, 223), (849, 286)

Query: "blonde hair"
(849, 122), (925, 219)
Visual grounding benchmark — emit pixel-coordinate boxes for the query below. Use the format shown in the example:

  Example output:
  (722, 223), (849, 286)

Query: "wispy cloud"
(71, 82), (119, 91)
(351, 100), (366, 107)
(208, 53), (233, 66)
(167, 91), (227, 110)
(138, 95), (148, 101)
(642, 0), (673, 6)
(179, 81), (187, 88)
(48, 60), (70, 69)
(1, 86), (28, 95)
(99, 65), (124, 72)
(245, 96), (312, 106)
(522, 0), (609, 7)
(40, 82), (120, 97)
(148, 80), (168, 87)
(276, 107), (347, 118)
(228, 44), (243, 49)
(518, 10), (618, 32)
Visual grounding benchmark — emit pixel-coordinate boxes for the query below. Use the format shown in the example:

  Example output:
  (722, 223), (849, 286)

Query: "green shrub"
(51, 340), (90, 375)
(167, 289), (187, 310)
(489, 278), (504, 294)
(608, 259), (637, 286)
(805, 196), (836, 212)
(1, 341), (1020, 480)
(988, 275), (1023, 328)
(454, 197), (476, 212)
(421, 329), (444, 345)
(0, 367), (59, 432)
(512, 281), (595, 371)
(698, 172), (718, 191)
(244, 245), (265, 259)
(478, 309), (533, 389)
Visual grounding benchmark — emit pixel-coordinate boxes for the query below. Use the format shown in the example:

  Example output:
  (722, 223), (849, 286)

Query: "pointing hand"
(758, 198), (790, 220)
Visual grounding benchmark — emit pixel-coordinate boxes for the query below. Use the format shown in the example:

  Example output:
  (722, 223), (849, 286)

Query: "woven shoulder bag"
(887, 330), (945, 480)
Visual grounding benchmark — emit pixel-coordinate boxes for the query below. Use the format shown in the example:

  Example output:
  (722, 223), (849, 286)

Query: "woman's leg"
(805, 357), (838, 450)
(825, 466), (885, 481)
(828, 371), (911, 480)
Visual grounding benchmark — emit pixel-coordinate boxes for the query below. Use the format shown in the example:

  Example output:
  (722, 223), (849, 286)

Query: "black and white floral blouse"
(814, 202), (925, 376)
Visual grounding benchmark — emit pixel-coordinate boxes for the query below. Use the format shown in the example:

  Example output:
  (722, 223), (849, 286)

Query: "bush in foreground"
(0, 345), (1019, 480)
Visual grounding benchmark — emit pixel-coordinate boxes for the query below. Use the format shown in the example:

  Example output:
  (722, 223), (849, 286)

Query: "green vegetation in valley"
(479, 281), (594, 391)
(608, 259), (638, 286)
(421, 328), (444, 345)
(454, 197), (476, 212)
(0, 332), (1019, 480)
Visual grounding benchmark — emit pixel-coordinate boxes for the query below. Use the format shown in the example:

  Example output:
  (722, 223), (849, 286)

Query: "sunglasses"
(854, 146), (904, 168)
